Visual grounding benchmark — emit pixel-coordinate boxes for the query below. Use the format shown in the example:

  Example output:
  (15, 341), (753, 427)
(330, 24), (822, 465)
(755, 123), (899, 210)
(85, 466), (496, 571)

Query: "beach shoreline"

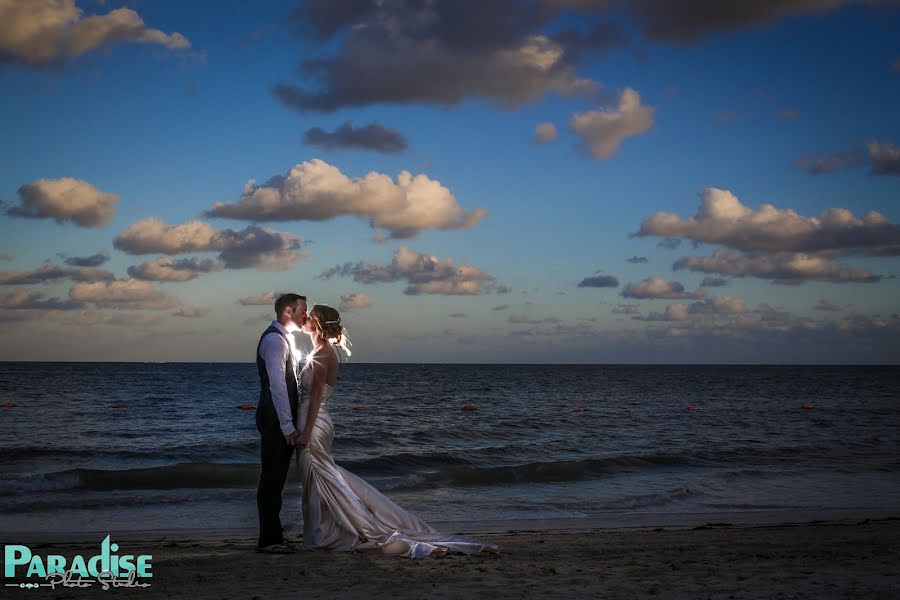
(3, 515), (898, 599)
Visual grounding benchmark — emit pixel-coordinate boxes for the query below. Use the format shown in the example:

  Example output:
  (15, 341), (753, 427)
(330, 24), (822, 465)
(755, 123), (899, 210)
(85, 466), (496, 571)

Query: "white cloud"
(569, 87), (654, 159)
(6, 177), (119, 227)
(173, 306), (210, 318)
(338, 292), (372, 311)
(127, 257), (223, 282)
(635, 187), (899, 255)
(0, 0), (189, 67)
(0, 263), (114, 285)
(114, 218), (307, 271)
(535, 122), (558, 144)
(621, 276), (704, 299)
(204, 159), (487, 240)
(673, 249), (880, 284)
(237, 291), (290, 306)
(69, 279), (180, 310)
(320, 246), (508, 296)
(868, 140), (900, 176)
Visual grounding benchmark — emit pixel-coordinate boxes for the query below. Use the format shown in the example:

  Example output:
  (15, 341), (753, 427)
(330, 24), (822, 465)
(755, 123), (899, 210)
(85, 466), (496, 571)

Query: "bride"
(293, 303), (502, 559)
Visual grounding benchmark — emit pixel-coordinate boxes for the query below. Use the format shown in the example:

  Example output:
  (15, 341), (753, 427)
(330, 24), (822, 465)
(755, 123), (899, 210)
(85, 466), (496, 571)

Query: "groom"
(255, 292), (307, 553)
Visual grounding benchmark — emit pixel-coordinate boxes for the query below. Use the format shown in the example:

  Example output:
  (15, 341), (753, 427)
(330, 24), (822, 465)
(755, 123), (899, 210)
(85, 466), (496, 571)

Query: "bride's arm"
(299, 350), (329, 444)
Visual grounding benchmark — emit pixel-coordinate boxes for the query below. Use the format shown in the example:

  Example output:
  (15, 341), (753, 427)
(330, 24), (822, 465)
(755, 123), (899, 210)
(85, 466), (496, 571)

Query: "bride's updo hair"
(308, 304), (343, 346)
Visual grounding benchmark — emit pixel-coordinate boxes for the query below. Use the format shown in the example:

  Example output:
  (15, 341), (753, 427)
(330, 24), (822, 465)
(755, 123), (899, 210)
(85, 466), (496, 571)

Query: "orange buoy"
(112, 402), (128, 409)
(462, 404), (477, 411)
(1, 402), (14, 408)
(573, 407), (585, 413)
(687, 405), (699, 411)
(802, 403), (814, 410)
(353, 406), (367, 411)
(237, 403), (254, 410)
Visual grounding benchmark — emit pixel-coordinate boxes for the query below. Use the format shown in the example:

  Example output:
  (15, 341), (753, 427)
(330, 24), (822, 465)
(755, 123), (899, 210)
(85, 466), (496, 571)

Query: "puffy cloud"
(127, 257), (223, 282)
(204, 159), (486, 240)
(621, 276), (704, 299)
(868, 140), (900, 176)
(673, 249), (881, 284)
(274, 28), (596, 112)
(69, 279), (180, 310)
(58, 250), (109, 267)
(814, 298), (842, 312)
(0, 288), (83, 310)
(633, 303), (690, 322)
(0, 0), (189, 67)
(0, 263), (114, 285)
(339, 292), (372, 311)
(114, 218), (307, 271)
(657, 237), (682, 250)
(687, 294), (748, 315)
(508, 313), (560, 324)
(237, 290), (291, 306)
(701, 276), (728, 287)
(627, 256), (648, 264)
(320, 246), (508, 296)
(569, 87), (654, 159)
(535, 122), (558, 144)
(173, 306), (210, 318)
(635, 187), (900, 255)
(6, 177), (119, 227)
(577, 274), (619, 288)
(303, 121), (407, 154)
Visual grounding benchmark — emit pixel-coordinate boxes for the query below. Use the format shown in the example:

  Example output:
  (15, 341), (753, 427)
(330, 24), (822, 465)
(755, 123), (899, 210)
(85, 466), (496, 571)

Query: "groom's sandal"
(256, 543), (296, 554)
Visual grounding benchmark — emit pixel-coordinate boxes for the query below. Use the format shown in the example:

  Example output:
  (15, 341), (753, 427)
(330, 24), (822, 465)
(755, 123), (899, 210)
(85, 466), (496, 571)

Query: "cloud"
(58, 250), (109, 267)
(577, 274), (619, 288)
(204, 160), (486, 240)
(657, 237), (682, 250)
(303, 121), (407, 154)
(237, 290), (290, 306)
(0, 0), (189, 67)
(633, 303), (690, 322)
(0, 288), (83, 310)
(492, 304), (510, 311)
(69, 279), (180, 310)
(868, 140), (900, 176)
(569, 87), (654, 159)
(173, 306), (210, 318)
(127, 256), (223, 282)
(814, 298), (842, 312)
(794, 148), (863, 174)
(319, 246), (508, 296)
(700, 276), (728, 287)
(535, 122), (558, 144)
(5, 177), (119, 227)
(607, 0), (885, 43)
(0, 263), (114, 285)
(687, 294), (748, 315)
(0, 254), (13, 262)
(611, 303), (640, 315)
(673, 249), (881, 284)
(104, 313), (163, 328)
(338, 292), (372, 311)
(621, 276), (704, 299)
(635, 187), (900, 255)
(449, 312), (468, 318)
(274, 23), (597, 113)
(626, 256), (648, 264)
(114, 218), (307, 271)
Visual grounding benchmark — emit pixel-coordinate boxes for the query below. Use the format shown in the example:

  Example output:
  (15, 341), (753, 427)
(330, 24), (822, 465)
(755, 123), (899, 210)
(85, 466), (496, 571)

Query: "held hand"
(297, 429), (312, 448)
(284, 430), (302, 446)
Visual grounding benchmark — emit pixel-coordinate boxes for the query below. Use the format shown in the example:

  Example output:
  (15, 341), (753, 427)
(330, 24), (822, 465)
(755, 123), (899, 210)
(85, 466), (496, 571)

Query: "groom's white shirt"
(260, 320), (301, 436)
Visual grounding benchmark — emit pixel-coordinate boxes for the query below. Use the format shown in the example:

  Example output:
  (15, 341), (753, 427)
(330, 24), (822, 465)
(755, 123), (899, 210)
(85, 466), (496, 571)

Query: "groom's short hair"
(275, 293), (306, 316)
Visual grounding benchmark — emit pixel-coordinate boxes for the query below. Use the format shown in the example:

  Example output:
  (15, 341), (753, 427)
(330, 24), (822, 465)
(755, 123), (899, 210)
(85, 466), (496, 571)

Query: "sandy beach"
(3, 516), (898, 599)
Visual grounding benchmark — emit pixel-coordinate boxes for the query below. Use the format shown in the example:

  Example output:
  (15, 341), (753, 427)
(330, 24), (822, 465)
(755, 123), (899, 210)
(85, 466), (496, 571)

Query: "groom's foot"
(257, 543), (296, 554)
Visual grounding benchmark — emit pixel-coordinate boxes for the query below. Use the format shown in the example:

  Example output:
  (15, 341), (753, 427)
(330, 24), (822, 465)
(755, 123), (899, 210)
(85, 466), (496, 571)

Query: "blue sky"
(0, 0), (898, 363)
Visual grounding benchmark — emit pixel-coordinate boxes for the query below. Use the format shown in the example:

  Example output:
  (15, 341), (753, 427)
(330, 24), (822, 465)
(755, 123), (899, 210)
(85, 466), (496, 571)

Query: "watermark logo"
(4, 535), (152, 590)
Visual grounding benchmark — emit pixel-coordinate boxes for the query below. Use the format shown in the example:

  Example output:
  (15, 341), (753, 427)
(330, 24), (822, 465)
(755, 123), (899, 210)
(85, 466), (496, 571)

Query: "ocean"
(1, 363), (898, 535)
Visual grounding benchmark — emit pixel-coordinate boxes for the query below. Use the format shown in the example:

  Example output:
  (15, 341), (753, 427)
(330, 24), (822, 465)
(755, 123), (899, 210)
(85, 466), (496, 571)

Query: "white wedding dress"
(295, 357), (501, 558)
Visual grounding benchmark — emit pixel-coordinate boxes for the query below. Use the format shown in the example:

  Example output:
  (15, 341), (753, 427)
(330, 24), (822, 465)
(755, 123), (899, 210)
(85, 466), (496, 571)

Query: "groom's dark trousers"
(255, 325), (300, 549)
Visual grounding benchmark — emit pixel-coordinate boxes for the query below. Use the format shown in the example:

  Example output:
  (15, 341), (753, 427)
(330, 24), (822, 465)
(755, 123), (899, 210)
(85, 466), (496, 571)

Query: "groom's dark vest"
(255, 325), (300, 434)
